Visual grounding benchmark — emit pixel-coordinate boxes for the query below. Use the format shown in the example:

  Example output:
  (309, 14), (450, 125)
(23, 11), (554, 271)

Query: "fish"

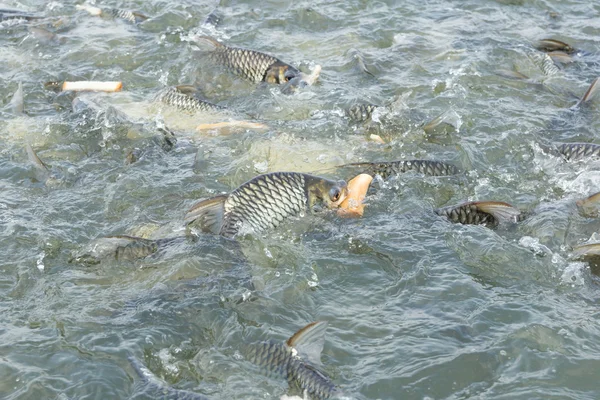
(573, 77), (600, 108)
(345, 103), (378, 123)
(0, 9), (43, 22)
(28, 26), (65, 44)
(280, 65), (322, 94)
(343, 160), (460, 179)
(69, 235), (172, 265)
(9, 81), (24, 115)
(128, 354), (209, 400)
(572, 243), (600, 276)
(346, 48), (374, 77)
(435, 201), (523, 228)
(192, 36), (300, 84)
(155, 86), (225, 114)
(556, 143), (600, 161)
(577, 191), (600, 217)
(535, 38), (575, 54)
(76, 4), (148, 24)
(243, 321), (338, 400)
(185, 172), (348, 238)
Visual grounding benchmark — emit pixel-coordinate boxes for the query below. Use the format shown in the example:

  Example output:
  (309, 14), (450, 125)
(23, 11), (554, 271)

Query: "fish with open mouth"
(185, 172), (347, 238)
(435, 201), (523, 228)
(343, 160), (460, 179)
(192, 36), (301, 84)
(243, 321), (339, 400)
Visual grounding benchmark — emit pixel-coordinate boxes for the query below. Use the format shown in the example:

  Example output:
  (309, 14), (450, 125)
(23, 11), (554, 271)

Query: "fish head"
(280, 75), (309, 94)
(264, 61), (300, 84)
(306, 177), (348, 209)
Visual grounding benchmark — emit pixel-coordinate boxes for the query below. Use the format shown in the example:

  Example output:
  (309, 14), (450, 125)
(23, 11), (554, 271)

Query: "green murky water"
(2, 0), (600, 399)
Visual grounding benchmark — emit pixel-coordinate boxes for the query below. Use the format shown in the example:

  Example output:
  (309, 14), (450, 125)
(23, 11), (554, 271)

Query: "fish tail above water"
(556, 142), (600, 161)
(435, 201), (523, 228)
(127, 354), (209, 400)
(344, 160), (460, 179)
(9, 81), (24, 115)
(185, 194), (227, 234)
(192, 35), (300, 84)
(245, 321), (338, 400)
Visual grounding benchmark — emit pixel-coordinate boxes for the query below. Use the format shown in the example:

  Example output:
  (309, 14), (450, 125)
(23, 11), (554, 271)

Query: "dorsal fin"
(286, 321), (328, 366)
(25, 144), (49, 172)
(185, 195), (227, 233)
(174, 85), (200, 96)
(575, 77), (600, 108)
(191, 35), (223, 50)
(472, 201), (522, 222)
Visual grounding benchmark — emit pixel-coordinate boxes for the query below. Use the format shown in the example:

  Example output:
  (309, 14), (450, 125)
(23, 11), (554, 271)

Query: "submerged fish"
(128, 354), (209, 400)
(435, 201), (523, 228)
(69, 235), (172, 265)
(556, 143), (600, 161)
(185, 172), (348, 238)
(346, 48), (374, 77)
(155, 86), (225, 114)
(535, 38), (575, 54)
(343, 160), (460, 179)
(0, 9), (43, 22)
(577, 191), (600, 217)
(76, 4), (148, 24)
(244, 321), (338, 400)
(192, 36), (300, 84)
(345, 103), (378, 123)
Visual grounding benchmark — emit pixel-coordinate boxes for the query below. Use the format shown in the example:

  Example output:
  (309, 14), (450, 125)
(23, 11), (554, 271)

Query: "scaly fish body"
(346, 160), (459, 179)
(156, 86), (225, 114)
(346, 103), (378, 123)
(244, 321), (338, 400)
(435, 201), (522, 228)
(245, 341), (336, 400)
(557, 142), (600, 161)
(109, 8), (148, 24)
(194, 36), (300, 84)
(70, 235), (165, 265)
(128, 355), (209, 400)
(185, 172), (347, 238)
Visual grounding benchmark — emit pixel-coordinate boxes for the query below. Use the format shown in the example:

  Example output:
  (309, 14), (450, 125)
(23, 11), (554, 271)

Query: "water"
(2, 0), (600, 399)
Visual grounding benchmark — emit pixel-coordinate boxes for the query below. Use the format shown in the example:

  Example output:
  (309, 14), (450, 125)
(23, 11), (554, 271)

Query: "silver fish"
(344, 160), (460, 179)
(155, 86), (225, 114)
(530, 52), (560, 76)
(185, 172), (348, 238)
(435, 201), (523, 228)
(556, 143), (600, 161)
(192, 36), (300, 84)
(345, 103), (378, 123)
(128, 354), (209, 400)
(244, 321), (338, 400)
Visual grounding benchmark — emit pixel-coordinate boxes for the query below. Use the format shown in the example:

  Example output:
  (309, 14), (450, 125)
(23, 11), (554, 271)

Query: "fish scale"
(210, 46), (279, 82)
(346, 104), (378, 122)
(557, 143), (600, 161)
(156, 86), (224, 114)
(438, 203), (496, 226)
(349, 160), (459, 179)
(245, 341), (337, 399)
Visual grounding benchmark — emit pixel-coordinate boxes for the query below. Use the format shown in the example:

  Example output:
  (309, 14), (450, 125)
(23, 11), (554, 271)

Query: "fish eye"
(329, 187), (341, 202)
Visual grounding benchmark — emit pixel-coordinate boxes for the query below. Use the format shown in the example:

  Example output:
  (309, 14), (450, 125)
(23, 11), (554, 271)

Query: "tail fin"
(472, 201), (523, 223)
(286, 321), (328, 366)
(574, 77), (600, 108)
(185, 195), (227, 233)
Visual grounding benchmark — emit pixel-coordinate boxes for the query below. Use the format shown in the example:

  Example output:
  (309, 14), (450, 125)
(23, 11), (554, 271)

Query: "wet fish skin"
(345, 160), (459, 179)
(193, 36), (300, 84)
(556, 143), (600, 161)
(69, 235), (164, 265)
(185, 172), (348, 238)
(156, 86), (225, 114)
(109, 8), (148, 24)
(128, 354), (210, 400)
(435, 201), (523, 228)
(244, 321), (338, 400)
(536, 38), (575, 54)
(346, 103), (378, 123)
